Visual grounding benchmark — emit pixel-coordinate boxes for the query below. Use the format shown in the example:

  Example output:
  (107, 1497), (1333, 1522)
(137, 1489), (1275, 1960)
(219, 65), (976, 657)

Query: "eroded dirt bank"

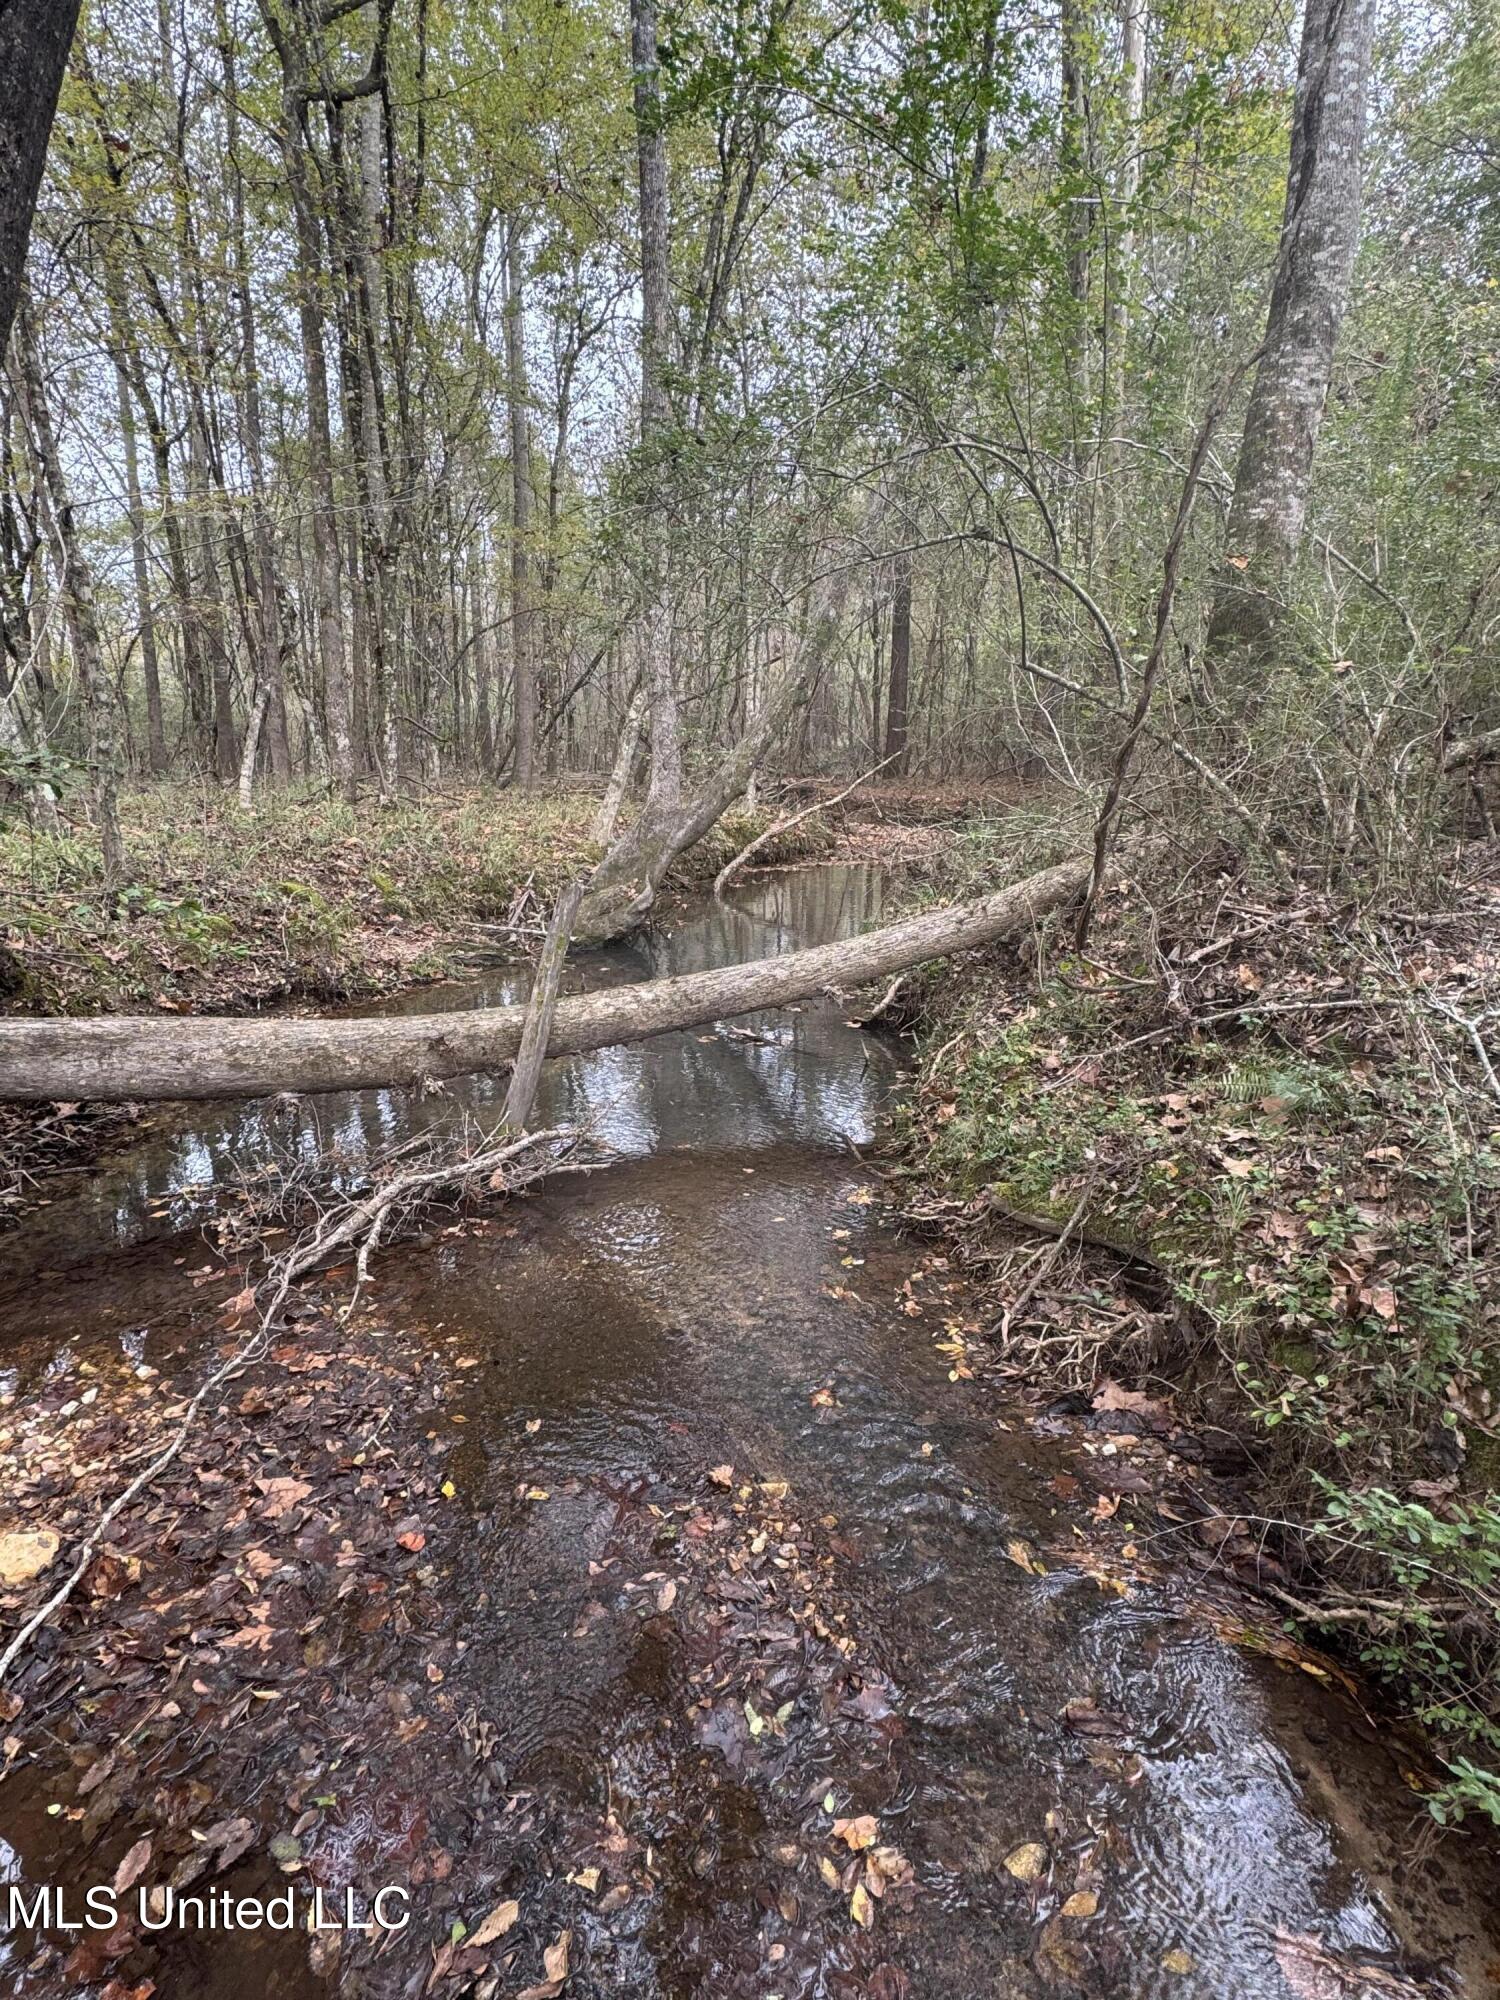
(0, 865), (1496, 2000)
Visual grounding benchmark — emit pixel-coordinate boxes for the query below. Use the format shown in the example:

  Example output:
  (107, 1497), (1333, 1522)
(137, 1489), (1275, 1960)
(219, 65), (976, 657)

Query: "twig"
(1075, 345), (1263, 950)
(0, 1123), (590, 1685)
(1424, 995), (1500, 1105)
(713, 753), (902, 897)
(994, 1181), (1095, 1340)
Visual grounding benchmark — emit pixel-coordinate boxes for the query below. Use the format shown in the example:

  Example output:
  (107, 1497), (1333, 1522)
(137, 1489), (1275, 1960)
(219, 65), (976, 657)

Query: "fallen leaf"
(0, 1530), (60, 1585)
(850, 1882), (875, 1928)
(113, 1837), (153, 1895)
(1002, 1842), (1048, 1883)
(708, 1464), (734, 1487)
(833, 1814), (879, 1851)
(253, 1477), (311, 1520)
(468, 1897), (520, 1948)
(1161, 1948), (1196, 1974)
(1061, 1889), (1098, 1918)
(1091, 1382), (1166, 1419)
(1062, 1697), (1128, 1738)
(1271, 1928), (1427, 1997)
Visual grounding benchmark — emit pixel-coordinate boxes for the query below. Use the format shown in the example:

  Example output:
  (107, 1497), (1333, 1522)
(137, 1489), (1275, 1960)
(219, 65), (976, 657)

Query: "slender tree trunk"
(1106, 0), (1147, 537)
(1060, 0), (1094, 467)
(220, 0), (289, 788)
(631, 0), (682, 811)
(505, 217), (538, 786)
(884, 550), (912, 774)
(1207, 0), (1376, 654)
(113, 359), (168, 775)
(237, 680), (270, 809)
(258, 3), (356, 798)
(15, 300), (125, 883)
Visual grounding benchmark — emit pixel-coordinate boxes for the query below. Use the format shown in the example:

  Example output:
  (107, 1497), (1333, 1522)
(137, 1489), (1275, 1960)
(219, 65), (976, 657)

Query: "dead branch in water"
(0, 1121), (594, 1684)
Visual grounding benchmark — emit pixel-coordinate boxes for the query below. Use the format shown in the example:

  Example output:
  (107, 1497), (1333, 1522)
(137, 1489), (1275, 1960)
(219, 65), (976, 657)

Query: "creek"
(0, 864), (1494, 1999)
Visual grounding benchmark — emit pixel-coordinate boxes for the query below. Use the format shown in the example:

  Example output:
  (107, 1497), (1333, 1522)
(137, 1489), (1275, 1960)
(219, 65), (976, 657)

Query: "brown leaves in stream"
(0, 1288), (929, 1998)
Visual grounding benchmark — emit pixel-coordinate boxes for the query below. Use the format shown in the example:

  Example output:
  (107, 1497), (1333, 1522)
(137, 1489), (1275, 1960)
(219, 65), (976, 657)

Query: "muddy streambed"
(0, 864), (1496, 2000)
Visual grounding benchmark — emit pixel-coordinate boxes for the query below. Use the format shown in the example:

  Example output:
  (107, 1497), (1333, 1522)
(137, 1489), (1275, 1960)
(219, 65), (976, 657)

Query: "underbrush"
(0, 785), (827, 1015)
(895, 831), (1500, 1824)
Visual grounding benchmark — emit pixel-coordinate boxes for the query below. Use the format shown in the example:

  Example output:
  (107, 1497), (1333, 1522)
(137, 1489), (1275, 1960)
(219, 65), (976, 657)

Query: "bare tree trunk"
(505, 217), (538, 786)
(237, 680), (270, 809)
(501, 878), (587, 1128)
(884, 549), (912, 774)
(0, 0), (82, 363)
(1060, 0), (1094, 468)
(113, 359), (168, 776)
(14, 300), (125, 883)
(591, 681), (647, 843)
(1208, 0), (1376, 654)
(1105, 0), (1147, 537)
(221, 0), (289, 787)
(0, 852), (1094, 1102)
(631, 0), (682, 812)
(258, 2), (356, 799)
(577, 569), (852, 941)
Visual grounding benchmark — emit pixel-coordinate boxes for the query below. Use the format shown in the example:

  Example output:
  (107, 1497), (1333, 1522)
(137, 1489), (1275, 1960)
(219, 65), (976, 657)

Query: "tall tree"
(14, 296), (125, 881)
(506, 216), (538, 787)
(0, 0), (82, 361)
(631, 0), (682, 811)
(1208, 0), (1377, 652)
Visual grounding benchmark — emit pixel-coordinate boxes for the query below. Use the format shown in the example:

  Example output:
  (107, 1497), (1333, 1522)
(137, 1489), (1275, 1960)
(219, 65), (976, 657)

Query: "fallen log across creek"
(0, 853), (1092, 1103)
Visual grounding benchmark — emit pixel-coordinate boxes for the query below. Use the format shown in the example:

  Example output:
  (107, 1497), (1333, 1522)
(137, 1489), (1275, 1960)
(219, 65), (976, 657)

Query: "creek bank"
(0, 787), (837, 1214)
(0, 788), (834, 1021)
(888, 831), (1500, 1831)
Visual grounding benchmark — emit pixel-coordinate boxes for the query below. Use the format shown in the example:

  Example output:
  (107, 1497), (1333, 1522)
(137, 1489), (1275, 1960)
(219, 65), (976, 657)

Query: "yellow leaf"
(1061, 1890), (1098, 1918)
(0, 1531), (60, 1586)
(850, 1882), (875, 1928)
(1162, 1948), (1196, 1974)
(819, 1856), (841, 1889)
(1002, 1842), (1048, 1883)
(441, 1480), (457, 1499)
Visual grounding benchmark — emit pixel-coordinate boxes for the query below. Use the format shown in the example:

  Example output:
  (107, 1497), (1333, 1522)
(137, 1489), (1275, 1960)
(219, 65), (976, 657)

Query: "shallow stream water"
(1, 864), (1497, 1999)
